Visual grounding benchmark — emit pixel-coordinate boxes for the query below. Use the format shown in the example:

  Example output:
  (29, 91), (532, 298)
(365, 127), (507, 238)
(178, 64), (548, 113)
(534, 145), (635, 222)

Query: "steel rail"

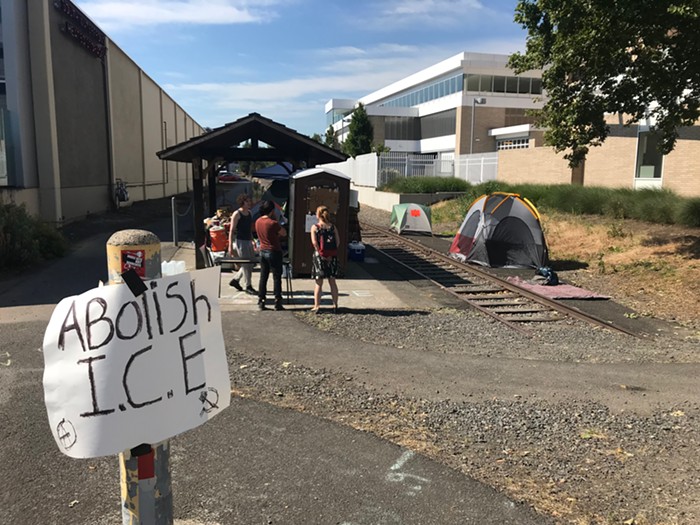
(360, 222), (638, 338)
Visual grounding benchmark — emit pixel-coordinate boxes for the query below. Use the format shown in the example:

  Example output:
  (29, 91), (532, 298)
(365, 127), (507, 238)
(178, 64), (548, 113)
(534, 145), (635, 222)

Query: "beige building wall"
(161, 94), (178, 198)
(141, 75), (164, 200)
(582, 135), (637, 189)
(0, 2), (202, 223)
(662, 137), (700, 197)
(175, 107), (189, 194)
(498, 145), (572, 185)
(108, 42), (146, 201)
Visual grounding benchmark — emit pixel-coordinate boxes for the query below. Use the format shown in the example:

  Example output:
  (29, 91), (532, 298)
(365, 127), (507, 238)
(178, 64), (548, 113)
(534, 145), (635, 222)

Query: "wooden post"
(106, 230), (173, 525)
(192, 157), (206, 269)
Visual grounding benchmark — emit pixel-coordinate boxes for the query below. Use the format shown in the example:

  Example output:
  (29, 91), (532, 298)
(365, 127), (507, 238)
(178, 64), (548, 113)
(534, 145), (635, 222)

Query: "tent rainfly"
(449, 192), (549, 268)
(390, 203), (432, 235)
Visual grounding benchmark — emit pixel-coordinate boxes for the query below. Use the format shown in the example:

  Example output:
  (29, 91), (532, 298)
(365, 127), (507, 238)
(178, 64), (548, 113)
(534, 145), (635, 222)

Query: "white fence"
(321, 151), (498, 188)
(455, 152), (498, 183)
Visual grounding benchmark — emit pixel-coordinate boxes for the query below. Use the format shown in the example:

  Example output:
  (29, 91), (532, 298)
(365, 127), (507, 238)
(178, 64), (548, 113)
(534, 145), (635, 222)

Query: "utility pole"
(470, 97), (486, 155)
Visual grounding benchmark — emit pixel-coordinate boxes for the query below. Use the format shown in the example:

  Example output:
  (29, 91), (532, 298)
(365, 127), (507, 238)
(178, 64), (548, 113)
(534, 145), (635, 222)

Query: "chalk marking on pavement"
(386, 450), (430, 496)
(352, 290), (373, 297)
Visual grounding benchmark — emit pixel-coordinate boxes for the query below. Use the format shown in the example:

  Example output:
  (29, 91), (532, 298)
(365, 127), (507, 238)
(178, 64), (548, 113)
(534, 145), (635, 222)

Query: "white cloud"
(366, 0), (487, 28)
(163, 38), (528, 132)
(74, 0), (284, 31)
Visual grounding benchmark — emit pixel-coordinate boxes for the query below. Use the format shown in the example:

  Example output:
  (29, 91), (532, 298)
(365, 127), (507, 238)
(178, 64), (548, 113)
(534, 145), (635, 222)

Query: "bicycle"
(114, 178), (129, 209)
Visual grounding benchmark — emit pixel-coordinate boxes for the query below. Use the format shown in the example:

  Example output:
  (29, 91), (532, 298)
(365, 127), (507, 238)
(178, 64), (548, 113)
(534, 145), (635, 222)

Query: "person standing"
(254, 200), (287, 311)
(310, 205), (340, 313)
(228, 193), (256, 295)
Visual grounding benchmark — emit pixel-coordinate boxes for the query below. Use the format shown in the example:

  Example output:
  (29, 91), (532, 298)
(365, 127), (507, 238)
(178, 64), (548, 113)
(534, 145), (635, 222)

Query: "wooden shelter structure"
(156, 113), (347, 268)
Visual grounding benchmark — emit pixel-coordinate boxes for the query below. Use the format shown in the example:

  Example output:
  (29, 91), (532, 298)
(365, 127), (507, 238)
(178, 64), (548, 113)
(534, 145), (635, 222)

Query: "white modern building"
(325, 52), (544, 162)
(326, 51), (700, 198)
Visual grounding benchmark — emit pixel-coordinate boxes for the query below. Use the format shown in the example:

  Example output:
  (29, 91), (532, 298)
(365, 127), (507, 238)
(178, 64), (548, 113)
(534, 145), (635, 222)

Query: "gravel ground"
(231, 205), (700, 525)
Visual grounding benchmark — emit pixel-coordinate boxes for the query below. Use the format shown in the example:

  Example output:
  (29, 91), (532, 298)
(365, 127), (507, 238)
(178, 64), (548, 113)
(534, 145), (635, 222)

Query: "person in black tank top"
(228, 194), (256, 294)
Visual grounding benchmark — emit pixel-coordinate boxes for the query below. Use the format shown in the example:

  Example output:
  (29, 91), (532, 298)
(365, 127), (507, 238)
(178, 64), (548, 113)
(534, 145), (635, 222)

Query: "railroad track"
(360, 222), (637, 338)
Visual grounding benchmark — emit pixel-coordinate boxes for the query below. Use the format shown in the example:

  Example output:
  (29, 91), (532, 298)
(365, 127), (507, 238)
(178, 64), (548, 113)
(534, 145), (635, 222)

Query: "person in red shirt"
(254, 200), (287, 310)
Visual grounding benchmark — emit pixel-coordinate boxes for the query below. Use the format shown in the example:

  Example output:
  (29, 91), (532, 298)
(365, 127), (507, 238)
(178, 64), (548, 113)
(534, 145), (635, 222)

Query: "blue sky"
(75, 0), (527, 137)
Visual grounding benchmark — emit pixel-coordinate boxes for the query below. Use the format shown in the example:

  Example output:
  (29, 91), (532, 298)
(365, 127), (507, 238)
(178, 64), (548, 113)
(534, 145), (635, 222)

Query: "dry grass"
(538, 212), (700, 329)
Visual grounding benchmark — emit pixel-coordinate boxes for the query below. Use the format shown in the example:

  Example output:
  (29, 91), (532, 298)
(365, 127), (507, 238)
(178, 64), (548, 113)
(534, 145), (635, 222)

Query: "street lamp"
(470, 97), (486, 155)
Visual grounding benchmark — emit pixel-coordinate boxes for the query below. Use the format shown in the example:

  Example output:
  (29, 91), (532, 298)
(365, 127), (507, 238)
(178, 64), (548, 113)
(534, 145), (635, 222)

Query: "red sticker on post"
(121, 250), (145, 277)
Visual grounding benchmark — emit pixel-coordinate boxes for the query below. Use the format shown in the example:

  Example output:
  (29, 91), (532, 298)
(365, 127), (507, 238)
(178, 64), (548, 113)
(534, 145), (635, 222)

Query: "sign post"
(42, 230), (229, 525)
(107, 229), (172, 525)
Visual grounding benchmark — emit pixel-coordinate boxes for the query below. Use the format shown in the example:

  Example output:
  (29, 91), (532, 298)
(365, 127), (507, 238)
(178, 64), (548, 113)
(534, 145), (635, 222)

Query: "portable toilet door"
(289, 168), (351, 276)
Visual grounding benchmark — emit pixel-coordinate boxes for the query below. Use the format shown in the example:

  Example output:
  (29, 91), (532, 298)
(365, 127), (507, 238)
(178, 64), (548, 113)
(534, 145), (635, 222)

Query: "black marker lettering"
(86, 297), (115, 350)
(58, 300), (86, 352)
(78, 354), (115, 417)
(189, 280), (211, 326)
(166, 281), (188, 333)
(123, 345), (163, 408)
(149, 282), (164, 336)
(140, 293), (153, 340)
(115, 300), (143, 340)
(178, 330), (205, 394)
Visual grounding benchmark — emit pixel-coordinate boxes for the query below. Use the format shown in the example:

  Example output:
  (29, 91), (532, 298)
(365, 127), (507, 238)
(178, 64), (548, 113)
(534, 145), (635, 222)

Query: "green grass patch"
(418, 181), (700, 229)
(379, 176), (470, 194)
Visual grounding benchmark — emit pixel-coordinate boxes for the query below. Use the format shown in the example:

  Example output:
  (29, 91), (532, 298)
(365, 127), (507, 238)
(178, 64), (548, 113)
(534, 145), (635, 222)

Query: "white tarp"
(42, 267), (230, 459)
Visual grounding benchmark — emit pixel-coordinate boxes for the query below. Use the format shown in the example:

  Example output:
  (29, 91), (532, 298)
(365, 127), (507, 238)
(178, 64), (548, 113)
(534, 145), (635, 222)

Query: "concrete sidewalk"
(164, 241), (437, 313)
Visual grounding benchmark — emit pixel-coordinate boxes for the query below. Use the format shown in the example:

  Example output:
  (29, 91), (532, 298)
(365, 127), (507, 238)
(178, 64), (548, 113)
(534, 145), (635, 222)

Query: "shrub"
(0, 204), (67, 270)
(676, 198), (700, 227)
(630, 189), (679, 224)
(379, 176), (470, 194)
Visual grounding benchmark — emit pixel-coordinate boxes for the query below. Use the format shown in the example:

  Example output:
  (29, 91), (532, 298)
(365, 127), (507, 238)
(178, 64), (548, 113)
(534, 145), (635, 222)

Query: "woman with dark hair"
(310, 205), (340, 313)
(254, 200), (287, 311)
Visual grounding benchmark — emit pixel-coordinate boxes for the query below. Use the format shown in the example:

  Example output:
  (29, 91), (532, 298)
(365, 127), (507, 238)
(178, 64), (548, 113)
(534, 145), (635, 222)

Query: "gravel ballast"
(230, 205), (700, 525)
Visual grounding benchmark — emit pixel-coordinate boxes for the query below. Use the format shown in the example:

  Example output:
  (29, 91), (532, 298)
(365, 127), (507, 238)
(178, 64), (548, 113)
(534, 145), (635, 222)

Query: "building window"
(420, 109), (457, 139)
(379, 73), (464, 109)
(497, 138), (530, 150)
(518, 77), (531, 94)
(384, 116), (421, 141)
(493, 76), (506, 93)
(531, 78), (542, 95)
(635, 130), (663, 179)
(466, 74), (480, 92)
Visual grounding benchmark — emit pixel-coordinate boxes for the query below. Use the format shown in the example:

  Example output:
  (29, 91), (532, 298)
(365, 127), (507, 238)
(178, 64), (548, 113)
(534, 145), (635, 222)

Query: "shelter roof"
(156, 112), (347, 166)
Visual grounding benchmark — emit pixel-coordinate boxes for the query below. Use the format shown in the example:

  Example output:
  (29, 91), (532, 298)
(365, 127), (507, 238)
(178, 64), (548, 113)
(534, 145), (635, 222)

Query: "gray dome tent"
(448, 192), (549, 268)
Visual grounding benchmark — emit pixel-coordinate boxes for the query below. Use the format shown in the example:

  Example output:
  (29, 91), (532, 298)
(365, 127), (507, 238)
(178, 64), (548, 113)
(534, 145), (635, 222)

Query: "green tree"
(238, 140), (269, 176)
(310, 133), (322, 143)
(509, 0), (700, 166)
(343, 103), (374, 157)
(324, 125), (340, 150)
(372, 143), (391, 154)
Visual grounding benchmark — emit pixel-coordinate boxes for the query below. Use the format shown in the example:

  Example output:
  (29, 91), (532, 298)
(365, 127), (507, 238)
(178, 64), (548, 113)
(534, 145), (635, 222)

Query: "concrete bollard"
(106, 229), (173, 525)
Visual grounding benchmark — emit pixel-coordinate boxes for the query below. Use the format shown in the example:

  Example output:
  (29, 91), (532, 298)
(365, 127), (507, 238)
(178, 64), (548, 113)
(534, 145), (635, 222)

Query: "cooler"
(348, 241), (365, 262)
(209, 226), (228, 252)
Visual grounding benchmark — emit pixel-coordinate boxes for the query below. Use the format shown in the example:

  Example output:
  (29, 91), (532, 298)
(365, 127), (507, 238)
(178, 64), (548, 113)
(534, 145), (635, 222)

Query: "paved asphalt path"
(0, 209), (549, 524)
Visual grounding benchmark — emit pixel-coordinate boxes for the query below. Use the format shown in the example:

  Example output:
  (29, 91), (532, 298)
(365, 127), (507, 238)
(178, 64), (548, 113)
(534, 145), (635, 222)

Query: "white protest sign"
(305, 213), (317, 233)
(42, 267), (230, 459)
